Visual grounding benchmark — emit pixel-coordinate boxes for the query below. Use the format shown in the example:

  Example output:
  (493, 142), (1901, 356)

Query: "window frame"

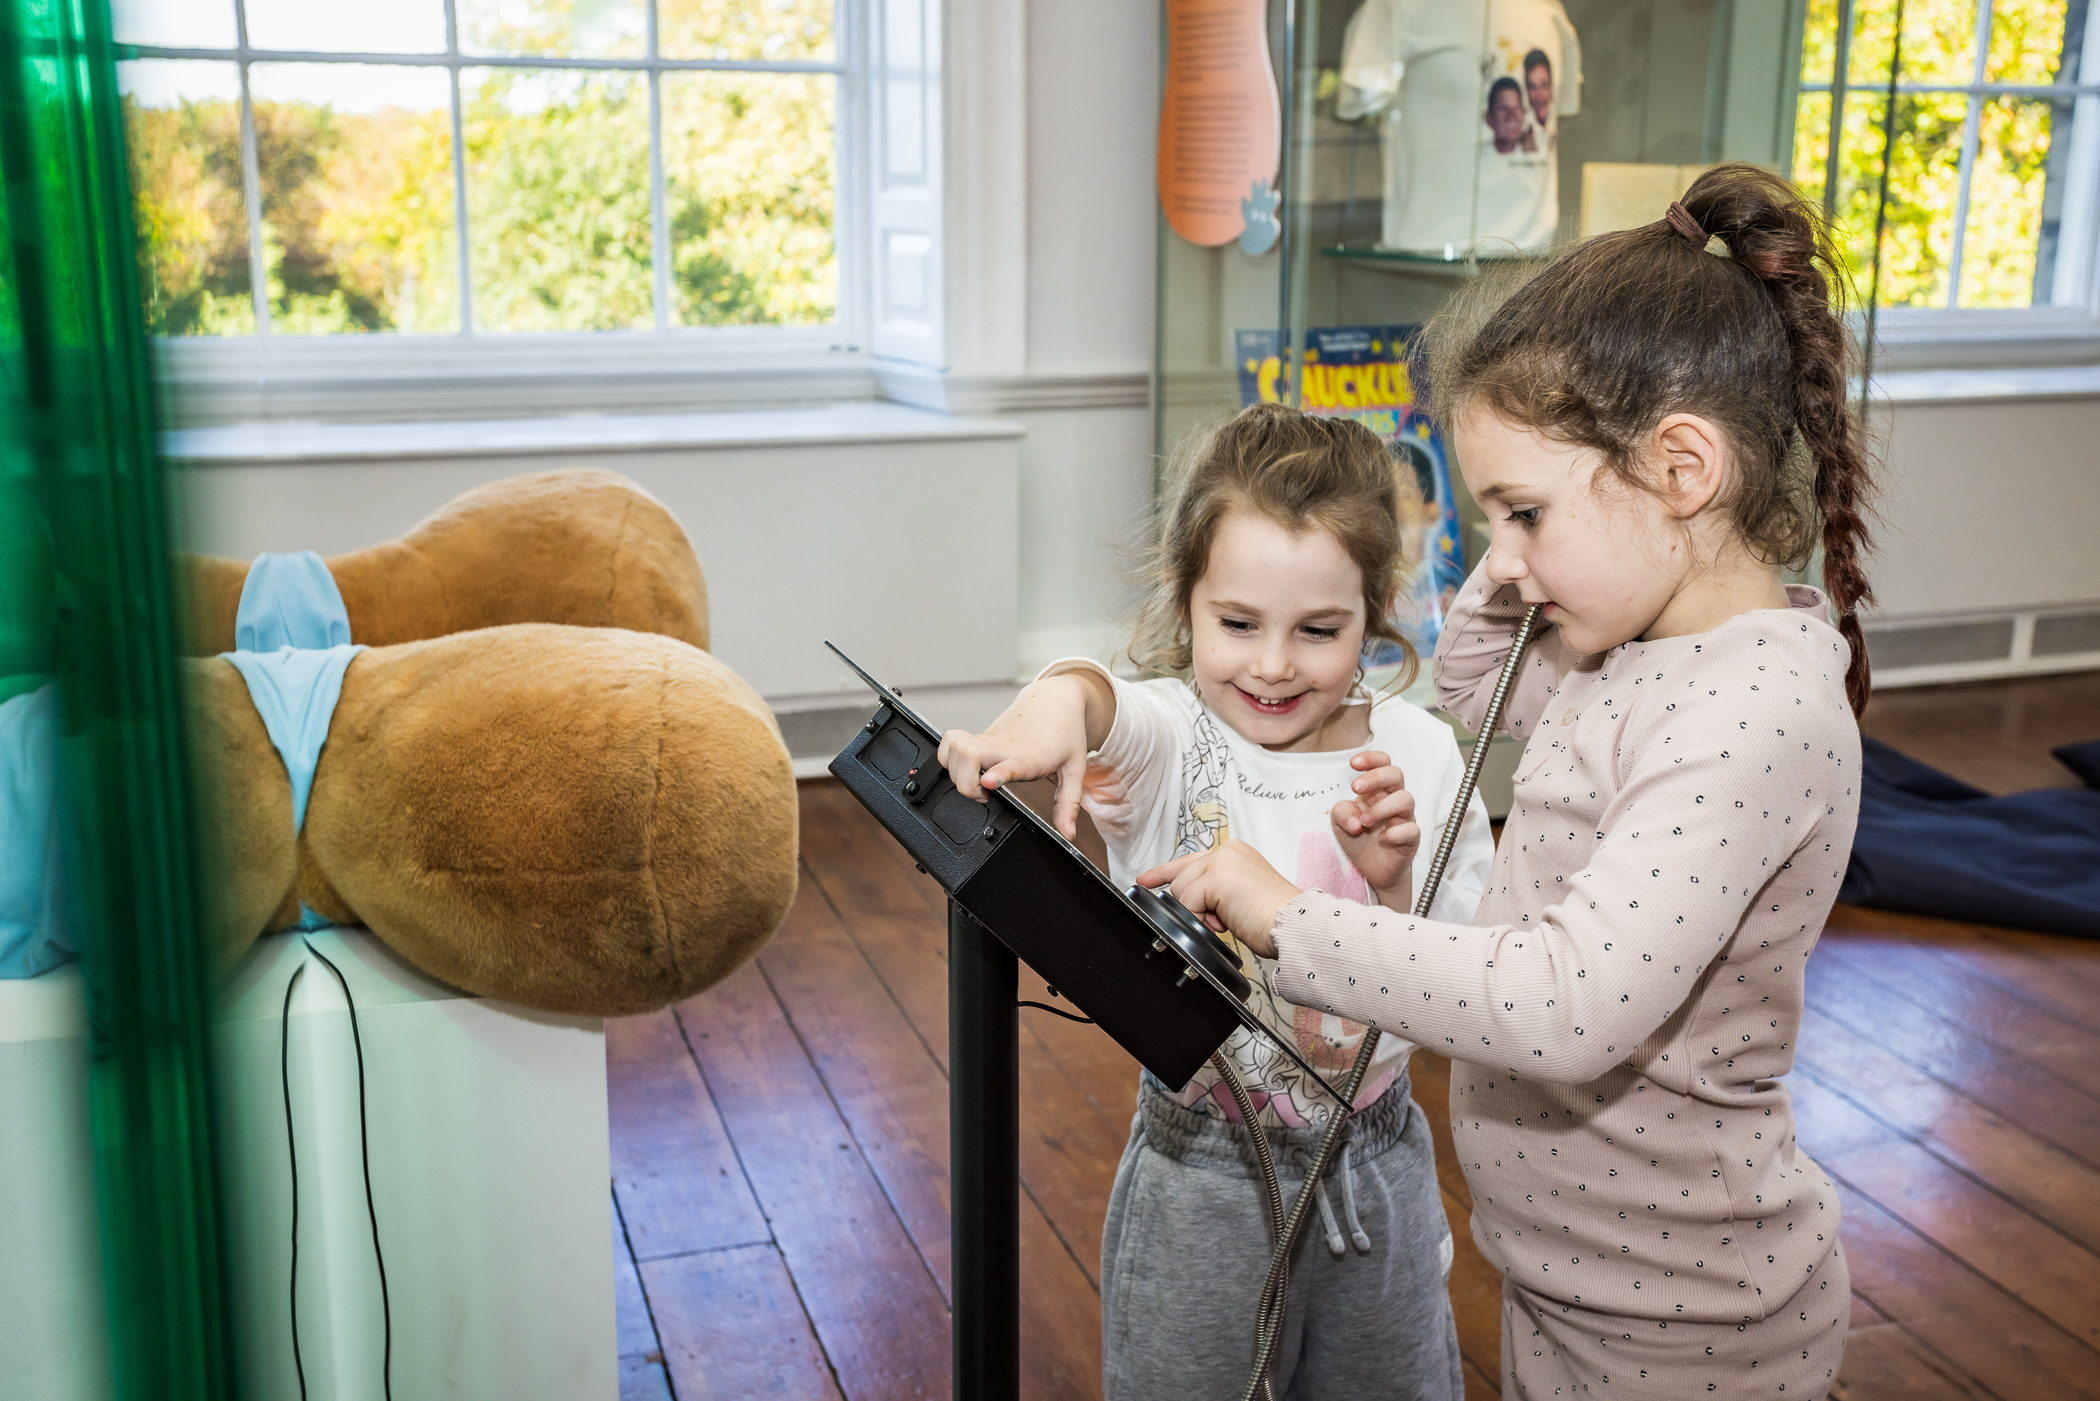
(120, 0), (875, 416)
(1789, 0), (2100, 366)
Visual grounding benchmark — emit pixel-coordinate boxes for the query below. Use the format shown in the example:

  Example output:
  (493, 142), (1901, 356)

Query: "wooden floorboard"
(1860, 671), (2100, 796)
(606, 669), (2100, 1400)
(677, 960), (953, 1400)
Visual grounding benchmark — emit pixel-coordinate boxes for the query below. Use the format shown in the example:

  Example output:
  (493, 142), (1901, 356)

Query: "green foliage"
(1793, 0), (2078, 310)
(663, 72), (835, 326)
(122, 94), (253, 336)
(464, 70), (653, 331)
(123, 0), (840, 338)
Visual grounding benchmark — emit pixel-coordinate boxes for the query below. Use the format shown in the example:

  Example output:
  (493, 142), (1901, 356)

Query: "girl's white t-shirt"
(1042, 660), (1495, 1130)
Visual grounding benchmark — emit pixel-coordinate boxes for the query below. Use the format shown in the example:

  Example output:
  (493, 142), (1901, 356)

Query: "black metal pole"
(949, 899), (1019, 1401)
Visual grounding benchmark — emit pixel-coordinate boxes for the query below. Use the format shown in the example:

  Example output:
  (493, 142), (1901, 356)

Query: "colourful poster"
(1235, 325), (1467, 673)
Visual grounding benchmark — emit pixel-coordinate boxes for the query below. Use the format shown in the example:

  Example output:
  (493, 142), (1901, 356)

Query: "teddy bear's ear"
(297, 624), (795, 1016)
(182, 656), (298, 973)
(330, 469), (709, 651)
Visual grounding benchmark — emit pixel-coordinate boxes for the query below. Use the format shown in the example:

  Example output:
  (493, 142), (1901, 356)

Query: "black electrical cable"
(1016, 999), (1093, 1024)
(281, 942), (394, 1401)
(305, 940), (394, 1401)
(280, 962), (308, 1401)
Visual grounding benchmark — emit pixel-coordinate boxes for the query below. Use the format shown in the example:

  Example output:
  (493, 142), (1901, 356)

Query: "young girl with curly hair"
(1147, 162), (1876, 1398)
(940, 402), (1497, 1400)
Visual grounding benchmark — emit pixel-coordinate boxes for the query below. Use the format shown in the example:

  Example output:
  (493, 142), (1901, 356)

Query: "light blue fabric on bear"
(220, 551), (366, 932)
(220, 645), (364, 835)
(234, 550), (353, 653)
(0, 682), (71, 979)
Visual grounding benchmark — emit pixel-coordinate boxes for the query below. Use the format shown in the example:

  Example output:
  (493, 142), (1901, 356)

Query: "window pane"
(117, 60), (253, 337)
(244, 0), (447, 54)
(662, 72), (836, 327)
(248, 64), (458, 334)
(1793, 92), (1835, 209)
(659, 0), (834, 62)
(463, 69), (652, 331)
(458, 0), (646, 58)
(1838, 93), (1968, 306)
(110, 0), (234, 50)
(1801, 0), (1841, 83)
(1850, 0), (1978, 85)
(1958, 96), (2064, 305)
(1987, 0), (2086, 83)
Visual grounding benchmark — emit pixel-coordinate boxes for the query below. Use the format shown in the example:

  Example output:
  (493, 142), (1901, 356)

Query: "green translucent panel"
(658, 0), (833, 62)
(463, 66), (653, 331)
(459, 0), (646, 58)
(1987, 0), (2083, 84)
(116, 59), (254, 337)
(662, 71), (836, 326)
(1, 6), (230, 1401)
(1959, 96), (2060, 306)
(249, 62), (460, 334)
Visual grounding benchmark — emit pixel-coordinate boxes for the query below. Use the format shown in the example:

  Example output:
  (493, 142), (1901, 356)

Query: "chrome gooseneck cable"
(1238, 604), (1543, 1401)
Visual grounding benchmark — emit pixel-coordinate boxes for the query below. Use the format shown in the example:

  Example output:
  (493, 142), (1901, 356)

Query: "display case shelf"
(1317, 245), (1544, 277)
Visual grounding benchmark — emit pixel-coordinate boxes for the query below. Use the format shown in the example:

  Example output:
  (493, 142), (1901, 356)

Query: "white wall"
(1008, 0), (1162, 675)
(1872, 392), (2100, 620)
(174, 424), (1022, 706)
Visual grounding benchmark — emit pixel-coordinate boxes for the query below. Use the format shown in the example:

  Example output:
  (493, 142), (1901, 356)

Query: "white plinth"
(0, 929), (616, 1401)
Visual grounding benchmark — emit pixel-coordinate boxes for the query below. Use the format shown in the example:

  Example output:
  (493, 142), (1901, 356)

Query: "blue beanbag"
(0, 682), (69, 978)
(1838, 736), (2100, 938)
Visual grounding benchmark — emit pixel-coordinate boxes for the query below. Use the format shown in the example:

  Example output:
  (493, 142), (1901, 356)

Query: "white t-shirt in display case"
(1339, 0), (1582, 255)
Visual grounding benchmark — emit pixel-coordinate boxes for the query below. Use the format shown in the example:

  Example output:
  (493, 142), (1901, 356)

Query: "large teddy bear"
(179, 469), (797, 1016)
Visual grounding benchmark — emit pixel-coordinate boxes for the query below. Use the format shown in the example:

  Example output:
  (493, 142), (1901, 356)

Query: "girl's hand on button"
(1331, 750), (1419, 912)
(937, 676), (1095, 838)
(1136, 840), (1298, 960)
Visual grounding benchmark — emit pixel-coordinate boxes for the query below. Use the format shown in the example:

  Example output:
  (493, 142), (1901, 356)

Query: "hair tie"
(1664, 201), (1706, 246)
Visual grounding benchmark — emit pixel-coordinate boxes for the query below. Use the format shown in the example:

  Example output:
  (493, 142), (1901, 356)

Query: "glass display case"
(1154, 0), (1808, 492)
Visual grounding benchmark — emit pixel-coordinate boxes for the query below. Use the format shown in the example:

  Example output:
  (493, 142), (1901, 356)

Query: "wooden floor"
(609, 671), (2100, 1401)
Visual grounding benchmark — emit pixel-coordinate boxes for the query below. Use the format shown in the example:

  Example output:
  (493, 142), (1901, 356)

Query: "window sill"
(1866, 306), (2100, 373)
(1869, 363), (2100, 407)
(155, 333), (878, 427)
(164, 401), (1026, 467)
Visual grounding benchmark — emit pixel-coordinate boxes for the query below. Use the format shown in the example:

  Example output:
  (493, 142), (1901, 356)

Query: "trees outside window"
(117, 0), (840, 338)
(1793, 0), (2100, 312)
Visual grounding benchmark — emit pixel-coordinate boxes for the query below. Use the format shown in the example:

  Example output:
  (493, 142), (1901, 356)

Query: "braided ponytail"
(1425, 161), (1879, 718)
(1680, 165), (1877, 716)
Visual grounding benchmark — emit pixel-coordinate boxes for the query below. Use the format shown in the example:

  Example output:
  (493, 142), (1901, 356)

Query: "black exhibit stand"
(948, 899), (1020, 1400)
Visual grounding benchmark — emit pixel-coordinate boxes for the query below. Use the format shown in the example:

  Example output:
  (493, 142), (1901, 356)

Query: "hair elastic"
(1664, 200), (1707, 246)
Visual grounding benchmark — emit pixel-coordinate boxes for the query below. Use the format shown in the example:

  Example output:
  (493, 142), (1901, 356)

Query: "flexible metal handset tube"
(1237, 605), (1543, 1401)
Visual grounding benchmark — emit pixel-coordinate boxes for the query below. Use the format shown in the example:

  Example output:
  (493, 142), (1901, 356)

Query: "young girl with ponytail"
(1143, 163), (1876, 1397)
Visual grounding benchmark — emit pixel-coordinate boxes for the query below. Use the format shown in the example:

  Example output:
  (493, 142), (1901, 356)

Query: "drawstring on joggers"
(1292, 1135), (1372, 1259)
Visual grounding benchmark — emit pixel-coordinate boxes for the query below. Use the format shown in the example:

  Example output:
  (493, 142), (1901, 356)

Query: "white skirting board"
(0, 930), (615, 1401)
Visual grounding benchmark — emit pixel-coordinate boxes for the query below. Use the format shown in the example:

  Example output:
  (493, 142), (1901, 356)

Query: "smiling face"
(1525, 61), (1553, 127)
(1187, 509), (1369, 752)
(1453, 406), (1688, 656)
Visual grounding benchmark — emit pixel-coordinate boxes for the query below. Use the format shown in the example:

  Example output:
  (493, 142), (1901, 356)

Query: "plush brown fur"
(180, 469), (708, 654)
(182, 657), (298, 968)
(188, 625), (797, 1015)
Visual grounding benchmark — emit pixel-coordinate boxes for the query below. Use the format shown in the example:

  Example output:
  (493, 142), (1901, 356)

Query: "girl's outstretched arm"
(1151, 682), (1854, 1084)
(939, 669), (1115, 839)
(1431, 559), (1571, 739)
